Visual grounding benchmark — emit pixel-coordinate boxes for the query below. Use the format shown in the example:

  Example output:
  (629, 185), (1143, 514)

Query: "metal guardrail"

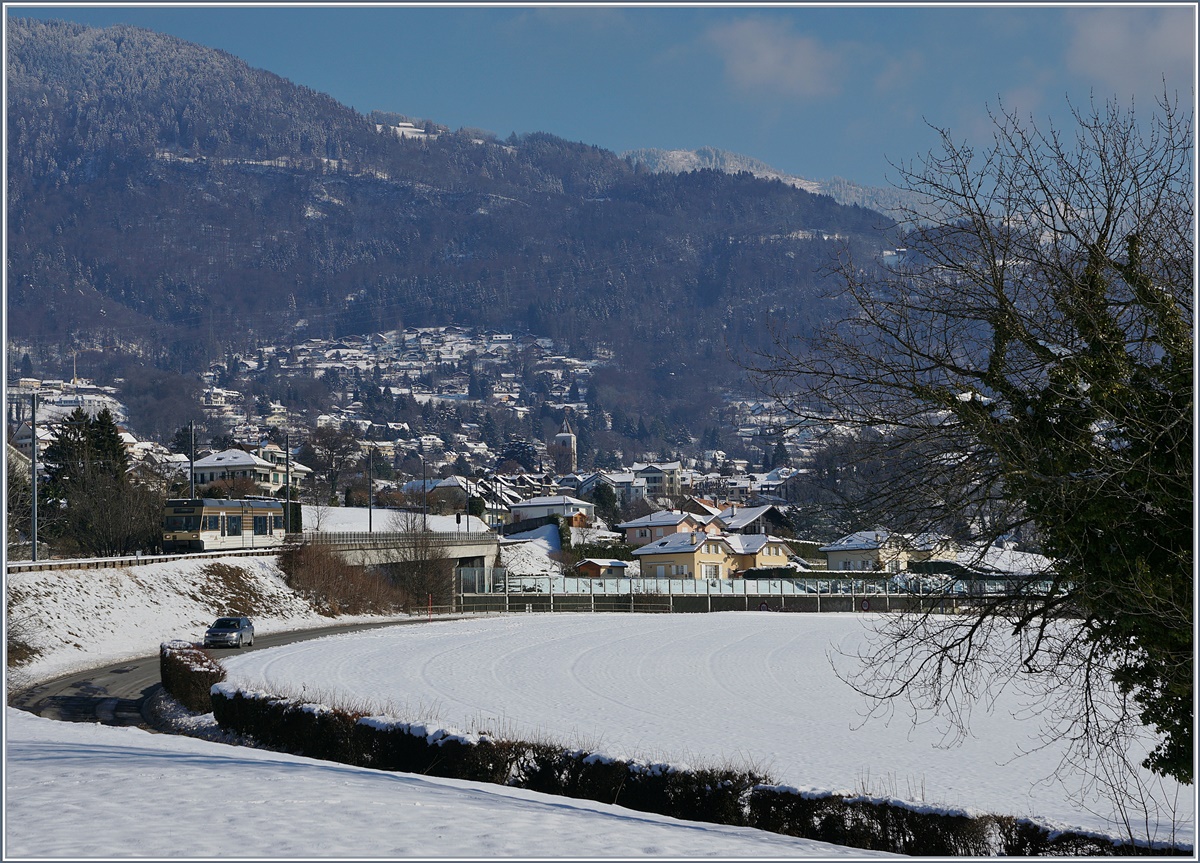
(8, 531), (501, 575)
(6, 547), (276, 574)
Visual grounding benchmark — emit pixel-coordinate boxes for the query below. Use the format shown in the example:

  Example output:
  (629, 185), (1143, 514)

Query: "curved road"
(8, 617), (450, 727)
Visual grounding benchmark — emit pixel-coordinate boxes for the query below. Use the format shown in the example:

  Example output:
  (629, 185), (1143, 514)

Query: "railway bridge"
(299, 530), (500, 570)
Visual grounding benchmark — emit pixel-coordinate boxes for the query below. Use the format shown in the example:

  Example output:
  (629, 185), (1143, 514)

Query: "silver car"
(203, 616), (254, 649)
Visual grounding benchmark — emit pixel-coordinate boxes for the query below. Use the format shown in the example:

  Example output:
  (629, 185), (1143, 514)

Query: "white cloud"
(706, 18), (848, 100)
(1065, 8), (1195, 99)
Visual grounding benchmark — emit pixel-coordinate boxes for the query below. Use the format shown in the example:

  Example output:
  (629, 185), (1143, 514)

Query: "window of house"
(703, 564), (719, 579)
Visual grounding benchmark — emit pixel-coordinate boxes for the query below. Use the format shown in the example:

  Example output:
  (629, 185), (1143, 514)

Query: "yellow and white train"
(162, 497), (287, 552)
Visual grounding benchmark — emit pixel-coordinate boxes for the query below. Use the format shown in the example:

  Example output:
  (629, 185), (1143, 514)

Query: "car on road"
(204, 616), (254, 649)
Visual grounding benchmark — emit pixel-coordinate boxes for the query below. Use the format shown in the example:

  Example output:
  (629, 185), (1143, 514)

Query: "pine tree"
(42, 408), (93, 495)
(89, 408), (129, 483)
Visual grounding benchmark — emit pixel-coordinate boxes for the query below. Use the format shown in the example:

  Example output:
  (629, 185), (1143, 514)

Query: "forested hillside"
(7, 18), (894, 433)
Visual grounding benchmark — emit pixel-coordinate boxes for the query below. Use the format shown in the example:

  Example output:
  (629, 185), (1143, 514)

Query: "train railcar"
(162, 497), (287, 552)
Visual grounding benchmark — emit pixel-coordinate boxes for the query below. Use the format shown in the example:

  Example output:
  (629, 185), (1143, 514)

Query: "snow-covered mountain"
(623, 145), (918, 215)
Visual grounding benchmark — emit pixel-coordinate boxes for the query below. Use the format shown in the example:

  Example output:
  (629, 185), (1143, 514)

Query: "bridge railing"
(300, 530), (497, 548)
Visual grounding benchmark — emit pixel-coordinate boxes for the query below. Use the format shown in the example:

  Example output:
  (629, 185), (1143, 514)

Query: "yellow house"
(725, 534), (793, 573)
(906, 532), (959, 564)
(632, 531), (795, 579)
(819, 529), (959, 572)
(819, 529), (908, 572)
(633, 530), (731, 579)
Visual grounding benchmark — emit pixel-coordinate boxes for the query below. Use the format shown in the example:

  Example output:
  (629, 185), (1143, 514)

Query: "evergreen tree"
(40, 407), (160, 556)
(480, 413), (501, 449)
(89, 408), (129, 482)
(498, 437), (538, 472)
(42, 408), (93, 495)
(453, 453), (472, 477)
(586, 481), (621, 527)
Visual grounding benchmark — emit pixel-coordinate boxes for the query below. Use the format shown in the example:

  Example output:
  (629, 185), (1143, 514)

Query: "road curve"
(8, 617), (456, 727)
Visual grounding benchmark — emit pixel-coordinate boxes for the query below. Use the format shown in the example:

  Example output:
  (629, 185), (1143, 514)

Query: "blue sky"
(8, 4), (1196, 188)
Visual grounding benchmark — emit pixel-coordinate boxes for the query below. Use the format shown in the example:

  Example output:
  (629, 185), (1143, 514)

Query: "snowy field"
(5, 706), (879, 859)
(220, 612), (1194, 846)
(6, 511), (1193, 856)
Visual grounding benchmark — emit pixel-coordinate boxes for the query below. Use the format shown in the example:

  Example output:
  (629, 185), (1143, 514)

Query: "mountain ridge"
(6, 17), (897, 442)
(622, 146), (919, 215)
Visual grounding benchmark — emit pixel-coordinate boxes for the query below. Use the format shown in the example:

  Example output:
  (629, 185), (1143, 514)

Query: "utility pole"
(30, 393), (38, 562)
(367, 448), (373, 533)
(189, 420), (196, 499)
(285, 431), (292, 533)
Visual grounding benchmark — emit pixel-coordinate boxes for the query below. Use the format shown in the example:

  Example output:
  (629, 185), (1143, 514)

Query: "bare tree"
(5, 449), (33, 553)
(384, 508), (455, 609)
(748, 95), (1193, 798)
(302, 426), (361, 505)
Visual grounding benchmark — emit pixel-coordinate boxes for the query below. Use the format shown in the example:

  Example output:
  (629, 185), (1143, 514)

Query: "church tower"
(554, 415), (577, 474)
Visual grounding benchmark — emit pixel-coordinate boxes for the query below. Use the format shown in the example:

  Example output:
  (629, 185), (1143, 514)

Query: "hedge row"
(204, 683), (1187, 856)
(159, 640), (226, 714)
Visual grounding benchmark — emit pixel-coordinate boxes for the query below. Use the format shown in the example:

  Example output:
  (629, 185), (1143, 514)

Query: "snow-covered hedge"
(198, 682), (1185, 856)
(159, 641), (225, 714)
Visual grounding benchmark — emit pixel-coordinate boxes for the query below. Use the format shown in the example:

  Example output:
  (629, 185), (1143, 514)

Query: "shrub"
(205, 682), (1193, 857)
(159, 640), (225, 713)
(277, 540), (406, 615)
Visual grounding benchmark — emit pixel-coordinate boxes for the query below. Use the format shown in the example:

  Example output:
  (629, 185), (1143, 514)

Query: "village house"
(904, 533), (960, 566)
(617, 510), (719, 548)
(631, 530), (721, 578)
(715, 504), (791, 536)
(630, 531), (795, 579)
(254, 442), (312, 495)
(191, 448), (276, 494)
(190, 446), (312, 496)
(820, 529), (960, 573)
(508, 494), (595, 528)
(820, 529), (908, 572)
(723, 534), (794, 574)
(632, 461), (684, 502)
(574, 558), (630, 578)
(577, 470), (646, 505)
